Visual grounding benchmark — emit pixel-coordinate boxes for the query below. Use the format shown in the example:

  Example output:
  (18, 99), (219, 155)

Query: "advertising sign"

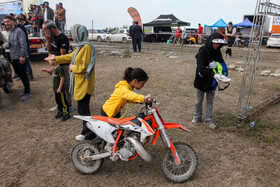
(271, 16), (280, 34)
(127, 7), (142, 28)
(0, 1), (24, 15)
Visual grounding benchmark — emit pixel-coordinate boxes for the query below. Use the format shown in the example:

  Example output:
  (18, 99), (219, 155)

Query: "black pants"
(101, 108), (121, 118)
(133, 38), (142, 52)
(55, 92), (69, 114)
(78, 93), (95, 140)
(11, 59), (30, 94)
(226, 37), (235, 57)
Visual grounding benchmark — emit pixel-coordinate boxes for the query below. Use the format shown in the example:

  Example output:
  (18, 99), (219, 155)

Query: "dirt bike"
(0, 56), (12, 94)
(72, 99), (198, 183)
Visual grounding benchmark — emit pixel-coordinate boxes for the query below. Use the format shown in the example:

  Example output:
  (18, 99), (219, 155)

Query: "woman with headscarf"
(191, 33), (228, 129)
(47, 24), (96, 141)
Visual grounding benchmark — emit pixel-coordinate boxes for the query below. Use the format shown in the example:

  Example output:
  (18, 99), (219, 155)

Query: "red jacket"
(198, 26), (203, 34)
(176, 28), (181, 39)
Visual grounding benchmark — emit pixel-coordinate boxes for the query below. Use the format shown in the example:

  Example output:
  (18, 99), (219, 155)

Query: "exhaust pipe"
(126, 137), (152, 162)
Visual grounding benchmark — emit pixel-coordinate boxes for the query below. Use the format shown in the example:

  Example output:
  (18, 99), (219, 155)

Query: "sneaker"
(50, 105), (58, 112)
(20, 93), (32, 101)
(62, 113), (70, 121)
(55, 111), (63, 119)
(191, 118), (202, 124)
(205, 121), (217, 129)
(16, 77), (20, 81)
(19, 91), (33, 97)
(75, 134), (85, 141)
(69, 106), (75, 112)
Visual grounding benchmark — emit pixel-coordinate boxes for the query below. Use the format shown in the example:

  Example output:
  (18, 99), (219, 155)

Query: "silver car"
(267, 34), (280, 48)
(105, 29), (132, 43)
(88, 29), (107, 42)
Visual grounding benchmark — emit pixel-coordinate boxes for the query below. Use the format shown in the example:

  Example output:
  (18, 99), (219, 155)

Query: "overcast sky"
(46, 0), (279, 30)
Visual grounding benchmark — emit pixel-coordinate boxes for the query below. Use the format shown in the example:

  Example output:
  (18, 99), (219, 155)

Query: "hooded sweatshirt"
(194, 33), (225, 92)
(102, 80), (145, 117)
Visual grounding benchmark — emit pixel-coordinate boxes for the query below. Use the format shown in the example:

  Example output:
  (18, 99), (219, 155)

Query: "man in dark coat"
(192, 33), (227, 129)
(129, 21), (135, 49)
(43, 1), (54, 21)
(131, 21), (143, 52)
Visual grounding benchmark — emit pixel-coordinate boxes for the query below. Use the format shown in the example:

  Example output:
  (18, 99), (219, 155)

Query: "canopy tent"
(233, 18), (254, 27)
(204, 18), (228, 28)
(143, 14), (190, 27)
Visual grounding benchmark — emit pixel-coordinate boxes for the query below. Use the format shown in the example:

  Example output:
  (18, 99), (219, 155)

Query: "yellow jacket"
(103, 80), (145, 117)
(56, 44), (95, 101)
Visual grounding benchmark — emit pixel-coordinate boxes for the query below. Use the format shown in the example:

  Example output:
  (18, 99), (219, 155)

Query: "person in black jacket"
(191, 33), (227, 129)
(129, 21), (135, 50)
(131, 21), (143, 52)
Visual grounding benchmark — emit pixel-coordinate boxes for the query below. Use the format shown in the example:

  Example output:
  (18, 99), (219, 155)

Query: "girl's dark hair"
(123, 67), (149, 82)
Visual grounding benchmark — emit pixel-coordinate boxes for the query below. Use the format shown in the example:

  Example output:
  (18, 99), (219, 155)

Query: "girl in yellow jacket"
(102, 67), (153, 118)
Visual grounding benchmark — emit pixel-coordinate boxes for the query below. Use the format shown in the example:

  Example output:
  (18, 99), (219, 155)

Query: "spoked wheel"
(162, 142), (197, 183)
(72, 142), (104, 174)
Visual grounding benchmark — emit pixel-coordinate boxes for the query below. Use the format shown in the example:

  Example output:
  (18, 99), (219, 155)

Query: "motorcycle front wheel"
(72, 142), (104, 174)
(162, 142), (197, 183)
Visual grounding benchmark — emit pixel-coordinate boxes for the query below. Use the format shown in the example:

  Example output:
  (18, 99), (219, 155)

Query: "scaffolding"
(235, 0), (280, 123)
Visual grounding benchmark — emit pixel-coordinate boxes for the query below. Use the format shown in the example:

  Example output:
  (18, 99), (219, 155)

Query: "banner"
(0, 1), (23, 15)
(271, 16), (280, 34)
(127, 7), (142, 28)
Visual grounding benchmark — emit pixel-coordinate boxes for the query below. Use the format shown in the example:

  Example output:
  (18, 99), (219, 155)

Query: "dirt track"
(0, 42), (279, 187)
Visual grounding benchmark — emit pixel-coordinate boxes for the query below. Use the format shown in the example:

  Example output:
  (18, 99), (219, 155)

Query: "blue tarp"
(204, 18), (228, 28)
(233, 18), (254, 27)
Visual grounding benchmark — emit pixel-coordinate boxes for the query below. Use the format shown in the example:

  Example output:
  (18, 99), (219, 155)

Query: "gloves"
(144, 94), (153, 103)
(209, 61), (217, 69)
(214, 74), (223, 82)
(214, 74), (231, 83)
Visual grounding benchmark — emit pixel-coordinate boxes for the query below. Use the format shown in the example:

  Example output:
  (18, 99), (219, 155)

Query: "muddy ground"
(0, 42), (279, 187)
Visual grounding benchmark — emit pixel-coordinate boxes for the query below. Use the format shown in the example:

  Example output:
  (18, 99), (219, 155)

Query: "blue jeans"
(25, 25), (32, 34)
(26, 48), (33, 76)
(59, 20), (66, 34)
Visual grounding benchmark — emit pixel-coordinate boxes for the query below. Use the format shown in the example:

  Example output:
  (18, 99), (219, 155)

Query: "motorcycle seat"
(92, 115), (137, 126)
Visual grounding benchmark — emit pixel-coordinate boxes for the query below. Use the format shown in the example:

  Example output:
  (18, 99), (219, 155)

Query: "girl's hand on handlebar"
(144, 94), (153, 103)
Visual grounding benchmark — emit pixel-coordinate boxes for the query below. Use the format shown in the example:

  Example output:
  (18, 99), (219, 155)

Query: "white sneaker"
(50, 105), (58, 112)
(75, 134), (85, 141)
(205, 122), (217, 129)
(191, 118), (202, 124)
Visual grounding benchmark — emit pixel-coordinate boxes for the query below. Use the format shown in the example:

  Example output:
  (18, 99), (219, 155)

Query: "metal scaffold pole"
(235, 0), (280, 124)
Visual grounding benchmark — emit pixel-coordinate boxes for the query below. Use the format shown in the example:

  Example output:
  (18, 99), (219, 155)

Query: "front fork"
(151, 109), (181, 165)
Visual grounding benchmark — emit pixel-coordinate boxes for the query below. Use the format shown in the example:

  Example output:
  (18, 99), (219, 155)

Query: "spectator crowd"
(6, 1), (66, 37)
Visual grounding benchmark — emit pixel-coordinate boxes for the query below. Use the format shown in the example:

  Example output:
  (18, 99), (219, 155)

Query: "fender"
(151, 123), (190, 145)
(164, 123), (190, 132)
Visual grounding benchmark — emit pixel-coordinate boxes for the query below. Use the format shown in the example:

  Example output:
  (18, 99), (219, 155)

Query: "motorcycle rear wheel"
(72, 142), (104, 174)
(162, 142), (197, 183)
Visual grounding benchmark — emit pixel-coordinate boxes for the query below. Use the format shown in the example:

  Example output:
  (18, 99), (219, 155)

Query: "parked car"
(105, 29), (131, 43)
(88, 29), (107, 42)
(267, 34), (280, 48)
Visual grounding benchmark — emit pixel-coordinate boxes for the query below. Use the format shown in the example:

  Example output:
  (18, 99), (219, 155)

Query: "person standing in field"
(225, 22), (236, 57)
(198, 23), (203, 44)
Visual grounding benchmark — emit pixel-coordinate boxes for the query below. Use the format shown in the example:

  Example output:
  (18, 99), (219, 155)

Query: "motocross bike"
(72, 99), (197, 183)
(0, 56), (12, 94)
